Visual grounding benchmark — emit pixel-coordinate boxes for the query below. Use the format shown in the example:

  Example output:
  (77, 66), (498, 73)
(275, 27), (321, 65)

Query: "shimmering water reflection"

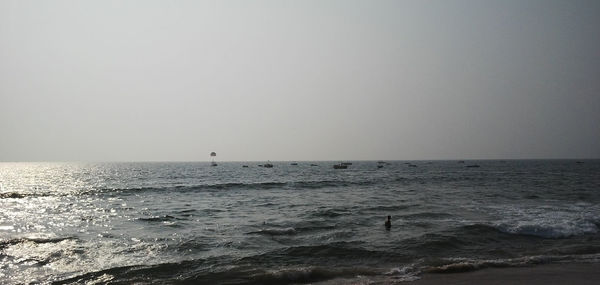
(1, 161), (599, 284)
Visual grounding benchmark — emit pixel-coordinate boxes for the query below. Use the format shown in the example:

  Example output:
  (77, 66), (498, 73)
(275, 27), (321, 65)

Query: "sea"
(1, 160), (599, 284)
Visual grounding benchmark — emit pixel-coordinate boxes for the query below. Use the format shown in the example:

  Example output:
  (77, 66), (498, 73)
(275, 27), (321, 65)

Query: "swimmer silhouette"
(385, 215), (391, 230)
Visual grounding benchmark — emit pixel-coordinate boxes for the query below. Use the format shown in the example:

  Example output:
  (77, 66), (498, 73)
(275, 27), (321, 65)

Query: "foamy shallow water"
(1, 160), (599, 284)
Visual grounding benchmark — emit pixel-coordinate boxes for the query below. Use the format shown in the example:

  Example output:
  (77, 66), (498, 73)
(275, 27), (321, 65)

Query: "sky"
(1, 0), (599, 162)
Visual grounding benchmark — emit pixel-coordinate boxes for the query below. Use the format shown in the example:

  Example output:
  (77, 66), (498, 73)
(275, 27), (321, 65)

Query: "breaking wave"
(493, 219), (599, 238)
(424, 254), (600, 274)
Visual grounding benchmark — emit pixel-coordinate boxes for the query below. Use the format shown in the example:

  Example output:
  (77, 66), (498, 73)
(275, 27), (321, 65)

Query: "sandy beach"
(412, 263), (600, 285)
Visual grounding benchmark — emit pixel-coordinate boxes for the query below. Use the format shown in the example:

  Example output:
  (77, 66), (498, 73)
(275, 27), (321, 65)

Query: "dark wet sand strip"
(413, 263), (600, 285)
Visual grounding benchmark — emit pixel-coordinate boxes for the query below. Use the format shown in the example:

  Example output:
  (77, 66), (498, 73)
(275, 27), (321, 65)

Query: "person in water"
(385, 215), (391, 230)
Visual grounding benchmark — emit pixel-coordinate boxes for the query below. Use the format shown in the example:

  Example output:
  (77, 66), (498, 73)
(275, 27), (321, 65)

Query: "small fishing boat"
(333, 163), (348, 169)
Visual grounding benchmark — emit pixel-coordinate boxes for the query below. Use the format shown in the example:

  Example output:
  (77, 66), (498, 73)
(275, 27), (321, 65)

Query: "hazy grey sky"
(1, 0), (599, 161)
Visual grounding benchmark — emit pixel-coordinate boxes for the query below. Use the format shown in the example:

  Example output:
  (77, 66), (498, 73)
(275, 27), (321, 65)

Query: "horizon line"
(1, 158), (598, 163)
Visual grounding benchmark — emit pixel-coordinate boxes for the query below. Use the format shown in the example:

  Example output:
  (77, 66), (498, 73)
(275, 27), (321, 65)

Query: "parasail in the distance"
(210, 152), (217, 166)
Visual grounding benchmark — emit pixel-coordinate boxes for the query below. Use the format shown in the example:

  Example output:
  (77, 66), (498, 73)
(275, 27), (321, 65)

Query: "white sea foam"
(385, 263), (422, 282)
(489, 204), (600, 238)
(425, 253), (600, 273)
(496, 219), (598, 238)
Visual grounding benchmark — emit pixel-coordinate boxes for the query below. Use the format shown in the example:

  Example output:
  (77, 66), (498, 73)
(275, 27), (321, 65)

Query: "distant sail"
(210, 152), (216, 157)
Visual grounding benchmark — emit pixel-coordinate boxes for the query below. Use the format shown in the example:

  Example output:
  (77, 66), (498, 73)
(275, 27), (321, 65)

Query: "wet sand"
(412, 263), (600, 285)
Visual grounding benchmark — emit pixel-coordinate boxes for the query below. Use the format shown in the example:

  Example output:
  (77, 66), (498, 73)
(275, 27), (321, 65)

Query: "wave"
(244, 266), (379, 285)
(467, 221), (597, 239)
(243, 242), (387, 264)
(0, 192), (51, 199)
(2, 182), (295, 199)
(97, 180), (374, 193)
(246, 224), (337, 237)
(392, 223), (600, 263)
(306, 207), (358, 218)
(364, 204), (414, 212)
(493, 218), (599, 239)
(137, 215), (181, 222)
(424, 258), (518, 273)
(7, 172), (527, 199)
(247, 228), (297, 236)
(495, 223), (597, 239)
(0, 236), (75, 249)
(423, 253), (600, 274)
(398, 232), (474, 256)
(53, 255), (383, 285)
(451, 220), (599, 240)
(52, 253), (600, 285)
(0, 236), (80, 272)
(401, 212), (455, 220)
(52, 258), (210, 285)
(94, 179), (385, 196)
(174, 239), (211, 253)
(0, 192), (28, 199)
(394, 174), (494, 185)
(97, 182), (285, 195)
(290, 179), (379, 189)
(524, 194), (541, 199)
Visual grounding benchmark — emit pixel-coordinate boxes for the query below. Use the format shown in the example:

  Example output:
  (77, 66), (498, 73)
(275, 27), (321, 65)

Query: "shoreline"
(411, 262), (600, 285)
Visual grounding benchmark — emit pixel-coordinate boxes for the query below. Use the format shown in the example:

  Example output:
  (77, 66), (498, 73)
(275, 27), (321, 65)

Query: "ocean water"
(1, 160), (599, 284)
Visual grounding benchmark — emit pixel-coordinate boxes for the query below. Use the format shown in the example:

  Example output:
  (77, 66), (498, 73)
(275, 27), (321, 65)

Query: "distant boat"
(466, 164), (480, 168)
(291, 163), (298, 166)
(211, 161), (218, 167)
(310, 164), (318, 166)
(333, 163), (348, 169)
(242, 165), (249, 168)
(377, 165), (384, 169)
(263, 163), (273, 168)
